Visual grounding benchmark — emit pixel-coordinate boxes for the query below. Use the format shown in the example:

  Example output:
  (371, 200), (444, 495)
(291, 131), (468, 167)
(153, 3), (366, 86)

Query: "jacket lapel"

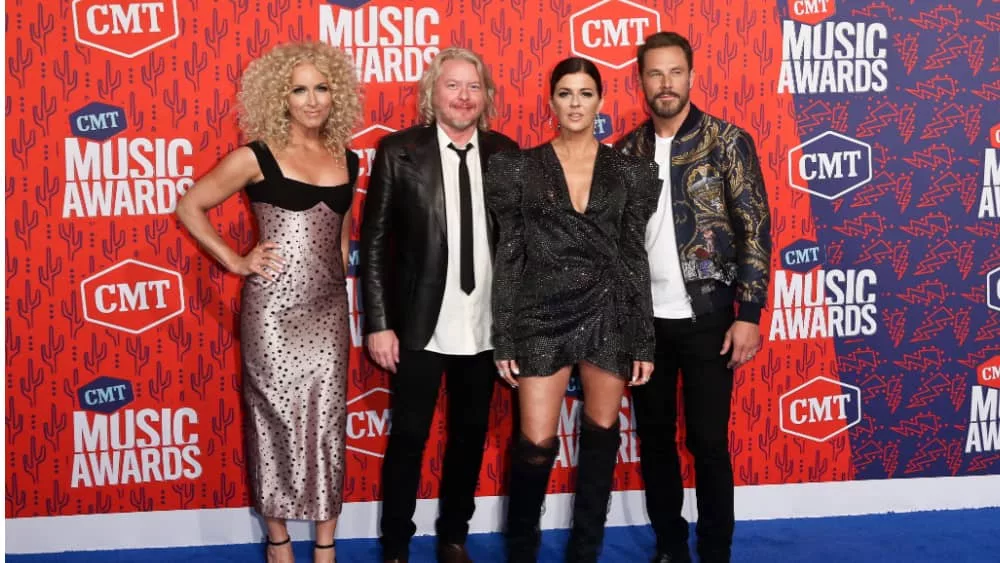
(409, 126), (446, 239)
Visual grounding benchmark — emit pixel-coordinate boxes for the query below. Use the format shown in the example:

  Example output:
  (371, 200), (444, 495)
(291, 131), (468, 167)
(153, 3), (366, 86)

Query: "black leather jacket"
(614, 105), (771, 323)
(360, 124), (519, 350)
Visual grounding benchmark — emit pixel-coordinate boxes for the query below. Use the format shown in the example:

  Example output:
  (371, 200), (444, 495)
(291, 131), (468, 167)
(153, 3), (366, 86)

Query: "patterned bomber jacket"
(614, 104), (772, 324)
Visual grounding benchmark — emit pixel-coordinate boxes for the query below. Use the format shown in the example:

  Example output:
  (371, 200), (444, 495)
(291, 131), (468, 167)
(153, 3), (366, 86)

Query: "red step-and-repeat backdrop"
(5, 0), (999, 549)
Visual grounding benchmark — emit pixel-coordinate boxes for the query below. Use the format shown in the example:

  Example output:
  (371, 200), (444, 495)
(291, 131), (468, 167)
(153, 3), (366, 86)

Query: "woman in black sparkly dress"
(485, 57), (660, 563)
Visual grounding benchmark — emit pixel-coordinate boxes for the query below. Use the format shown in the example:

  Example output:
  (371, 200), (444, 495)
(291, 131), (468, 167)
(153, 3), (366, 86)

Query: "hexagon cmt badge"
(570, 0), (661, 70)
(346, 387), (392, 458)
(988, 266), (1000, 313)
(78, 376), (135, 414)
(73, 0), (180, 59)
(780, 239), (825, 273)
(780, 376), (862, 442)
(788, 0), (836, 25)
(70, 102), (127, 142)
(788, 131), (873, 200)
(979, 356), (1000, 390)
(81, 259), (185, 334)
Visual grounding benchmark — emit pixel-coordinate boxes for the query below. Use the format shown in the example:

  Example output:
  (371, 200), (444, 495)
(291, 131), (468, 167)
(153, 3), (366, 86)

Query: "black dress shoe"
(437, 542), (473, 563)
(652, 552), (693, 563)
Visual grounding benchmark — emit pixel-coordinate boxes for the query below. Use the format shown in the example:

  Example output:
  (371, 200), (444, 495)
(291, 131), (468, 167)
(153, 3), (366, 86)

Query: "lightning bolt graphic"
(911, 307), (954, 342)
(921, 103), (967, 139)
(833, 213), (886, 238)
(909, 7), (963, 32)
(905, 76), (960, 101)
(893, 347), (945, 371)
(897, 280), (949, 306)
(905, 438), (948, 473)
(891, 413), (943, 438)
(899, 212), (952, 238)
(924, 35), (968, 70)
(902, 145), (956, 169)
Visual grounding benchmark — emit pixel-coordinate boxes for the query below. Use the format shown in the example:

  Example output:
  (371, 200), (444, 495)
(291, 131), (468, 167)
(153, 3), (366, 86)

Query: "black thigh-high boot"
(565, 414), (621, 563)
(505, 434), (559, 563)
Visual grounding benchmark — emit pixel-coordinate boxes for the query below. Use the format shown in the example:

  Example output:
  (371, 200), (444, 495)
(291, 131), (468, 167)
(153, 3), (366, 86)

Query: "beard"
(436, 102), (483, 133)
(645, 89), (689, 119)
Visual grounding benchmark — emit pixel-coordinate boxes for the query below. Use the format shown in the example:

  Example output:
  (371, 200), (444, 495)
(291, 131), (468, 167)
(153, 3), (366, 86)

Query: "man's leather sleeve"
(360, 138), (394, 335)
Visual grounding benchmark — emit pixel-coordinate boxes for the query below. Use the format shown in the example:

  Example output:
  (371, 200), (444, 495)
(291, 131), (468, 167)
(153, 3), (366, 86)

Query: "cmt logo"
(570, 0), (660, 70)
(788, 131), (872, 200)
(979, 357), (1000, 390)
(988, 266), (1000, 313)
(780, 239), (825, 273)
(346, 387), (391, 458)
(78, 376), (134, 414)
(780, 376), (861, 442)
(81, 259), (184, 334)
(350, 124), (397, 187)
(70, 102), (126, 142)
(72, 0), (180, 58)
(991, 123), (1000, 149)
(788, 0), (835, 24)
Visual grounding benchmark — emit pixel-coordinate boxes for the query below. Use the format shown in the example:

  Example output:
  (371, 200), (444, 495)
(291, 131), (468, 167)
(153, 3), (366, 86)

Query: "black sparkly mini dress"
(486, 143), (660, 380)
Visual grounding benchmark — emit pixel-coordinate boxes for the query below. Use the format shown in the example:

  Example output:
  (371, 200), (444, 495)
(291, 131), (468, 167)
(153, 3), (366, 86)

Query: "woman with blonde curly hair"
(176, 41), (362, 563)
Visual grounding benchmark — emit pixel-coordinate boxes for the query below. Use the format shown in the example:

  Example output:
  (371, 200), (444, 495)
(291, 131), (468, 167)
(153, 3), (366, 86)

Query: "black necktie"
(448, 143), (475, 294)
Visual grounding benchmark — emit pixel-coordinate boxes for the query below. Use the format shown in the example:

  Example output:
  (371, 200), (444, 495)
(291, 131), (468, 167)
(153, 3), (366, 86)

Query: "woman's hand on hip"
(232, 241), (285, 281)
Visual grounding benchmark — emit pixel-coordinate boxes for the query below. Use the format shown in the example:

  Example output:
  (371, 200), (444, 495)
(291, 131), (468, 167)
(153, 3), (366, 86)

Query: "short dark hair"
(637, 31), (694, 74)
(549, 57), (604, 98)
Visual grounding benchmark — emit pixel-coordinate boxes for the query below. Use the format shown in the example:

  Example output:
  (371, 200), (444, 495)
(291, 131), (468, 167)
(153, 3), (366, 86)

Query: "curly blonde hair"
(418, 47), (496, 130)
(238, 42), (361, 152)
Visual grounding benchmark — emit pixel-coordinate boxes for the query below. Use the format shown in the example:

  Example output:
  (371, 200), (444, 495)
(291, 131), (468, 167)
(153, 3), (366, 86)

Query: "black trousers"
(631, 307), (735, 562)
(379, 348), (496, 559)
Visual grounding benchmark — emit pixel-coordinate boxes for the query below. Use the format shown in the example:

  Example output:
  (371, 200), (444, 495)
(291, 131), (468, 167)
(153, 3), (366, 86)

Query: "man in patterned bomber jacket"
(614, 32), (771, 563)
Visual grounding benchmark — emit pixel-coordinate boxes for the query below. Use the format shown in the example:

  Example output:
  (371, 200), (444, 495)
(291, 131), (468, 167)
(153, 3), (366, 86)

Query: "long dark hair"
(549, 57), (603, 98)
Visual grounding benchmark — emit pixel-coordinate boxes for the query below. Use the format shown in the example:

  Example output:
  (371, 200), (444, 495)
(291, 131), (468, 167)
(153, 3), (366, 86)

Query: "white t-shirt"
(425, 126), (494, 354)
(645, 135), (693, 319)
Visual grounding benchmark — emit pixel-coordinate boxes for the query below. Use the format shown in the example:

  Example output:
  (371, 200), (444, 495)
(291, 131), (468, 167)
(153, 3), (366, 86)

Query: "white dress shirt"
(425, 126), (494, 355)
(646, 135), (694, 319)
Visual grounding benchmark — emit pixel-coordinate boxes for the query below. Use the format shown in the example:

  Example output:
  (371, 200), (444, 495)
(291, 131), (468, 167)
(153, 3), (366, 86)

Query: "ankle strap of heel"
(266, 536), (291, 546)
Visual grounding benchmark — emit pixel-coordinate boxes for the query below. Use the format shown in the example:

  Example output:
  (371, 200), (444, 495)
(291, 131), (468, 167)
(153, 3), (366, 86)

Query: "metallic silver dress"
(240, 141), (357, 520)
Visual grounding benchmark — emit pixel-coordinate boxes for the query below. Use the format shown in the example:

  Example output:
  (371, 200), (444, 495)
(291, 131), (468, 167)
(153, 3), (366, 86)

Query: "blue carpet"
(8, 508), (1000, 562)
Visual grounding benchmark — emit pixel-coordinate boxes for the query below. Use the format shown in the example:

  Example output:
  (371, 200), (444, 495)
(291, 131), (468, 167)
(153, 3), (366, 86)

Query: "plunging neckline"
(547, 142), (601, 216)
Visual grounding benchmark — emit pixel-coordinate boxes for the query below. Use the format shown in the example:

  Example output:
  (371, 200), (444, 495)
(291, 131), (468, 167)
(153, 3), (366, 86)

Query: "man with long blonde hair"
(360, 47), (518, 563)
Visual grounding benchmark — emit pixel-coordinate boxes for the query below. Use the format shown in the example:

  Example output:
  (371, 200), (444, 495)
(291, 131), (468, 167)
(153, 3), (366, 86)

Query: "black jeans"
(631, 307), (735, 562)
(379, 348), (496, 559)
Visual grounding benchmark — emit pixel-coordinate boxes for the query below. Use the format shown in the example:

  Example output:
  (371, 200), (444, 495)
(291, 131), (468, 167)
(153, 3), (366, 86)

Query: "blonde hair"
(417, 47), (496, 130)
(238, 42), (361, 152)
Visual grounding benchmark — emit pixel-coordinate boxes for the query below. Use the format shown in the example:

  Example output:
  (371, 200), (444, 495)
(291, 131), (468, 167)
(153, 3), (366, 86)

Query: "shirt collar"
(437, 124), (479, 152)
